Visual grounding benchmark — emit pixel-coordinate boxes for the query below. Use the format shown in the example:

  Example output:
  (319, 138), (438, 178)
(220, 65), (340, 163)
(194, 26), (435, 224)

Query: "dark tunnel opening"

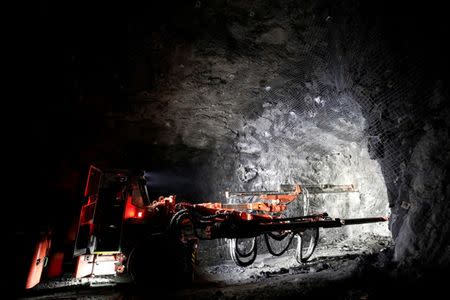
(14, 0), (449, 299)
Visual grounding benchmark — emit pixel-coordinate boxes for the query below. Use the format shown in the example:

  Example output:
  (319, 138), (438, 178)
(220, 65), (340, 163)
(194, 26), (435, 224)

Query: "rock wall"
(393, 122), (450, 267)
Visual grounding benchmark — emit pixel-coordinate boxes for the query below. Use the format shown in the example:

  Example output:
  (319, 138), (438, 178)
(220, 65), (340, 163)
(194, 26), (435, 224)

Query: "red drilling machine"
(25, 165), (387, 289)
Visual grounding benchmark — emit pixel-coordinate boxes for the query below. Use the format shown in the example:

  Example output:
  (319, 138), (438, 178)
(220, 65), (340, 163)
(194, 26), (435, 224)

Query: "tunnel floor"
(20, 233), (393, 299)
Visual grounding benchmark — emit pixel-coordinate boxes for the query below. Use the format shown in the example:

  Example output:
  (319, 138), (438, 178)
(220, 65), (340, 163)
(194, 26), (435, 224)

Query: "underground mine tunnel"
(15, 0), (449, 299)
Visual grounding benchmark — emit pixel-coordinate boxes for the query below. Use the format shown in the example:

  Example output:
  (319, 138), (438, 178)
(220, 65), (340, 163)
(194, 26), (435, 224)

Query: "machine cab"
(74, 166), (150, 257)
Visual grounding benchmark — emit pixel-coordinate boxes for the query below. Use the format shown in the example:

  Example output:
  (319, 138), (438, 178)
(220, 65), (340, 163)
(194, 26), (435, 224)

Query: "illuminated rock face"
(221, 101), (390, 239)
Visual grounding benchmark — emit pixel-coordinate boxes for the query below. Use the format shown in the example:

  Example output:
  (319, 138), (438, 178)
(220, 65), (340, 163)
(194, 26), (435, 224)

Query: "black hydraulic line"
(295, 228), (320, 263)
(264, 232), (295, 256)
(267, 231), (290, 241)
(229, 237), (258, 267)
(169, 209), (189, 233)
